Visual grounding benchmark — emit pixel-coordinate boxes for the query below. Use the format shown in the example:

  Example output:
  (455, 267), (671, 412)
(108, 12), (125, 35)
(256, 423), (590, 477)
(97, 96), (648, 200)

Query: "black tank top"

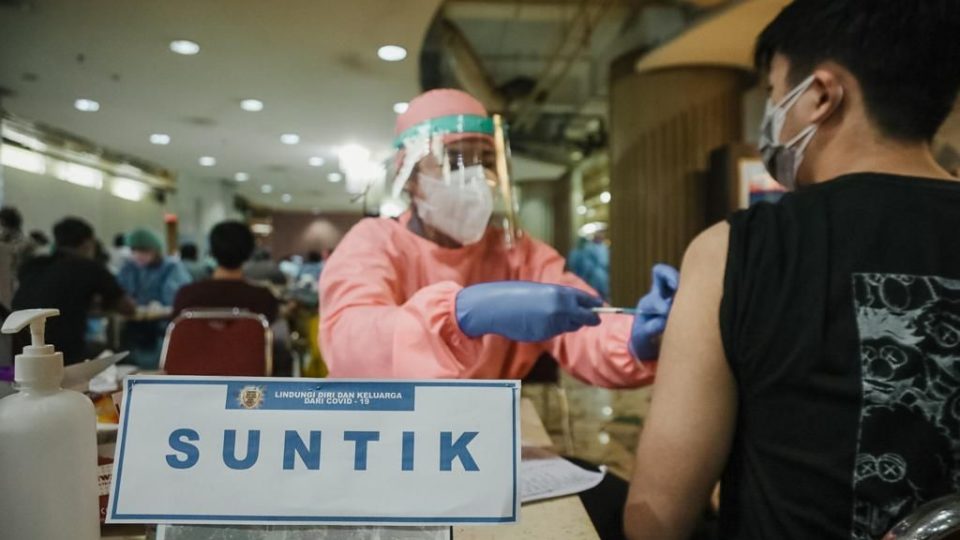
(719, 173), (960, 540)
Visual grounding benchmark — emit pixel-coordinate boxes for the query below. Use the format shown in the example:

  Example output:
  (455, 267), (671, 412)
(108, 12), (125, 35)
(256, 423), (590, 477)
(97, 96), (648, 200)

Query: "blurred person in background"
(244, 248), (287, 286)
(0, 206), (36, 308)
(12, 217), (134, 364)
(28, 230), (49, 256)
(278, 253), (303, 282)
(0, 206), (34, 256)
(624, 1), (960, 539)
(93, 240), (109, 266)
(568, 235), (610, 302)
(85, 239), (112, 356)
(179, 242), (211, 282)
(289, 249), (332, 309)
(174, 221), (278, 322)
(296, 250), (326, 287)
(321, 88), (677, 385)
(118, 227), (191, 368)
(108, 232), (130, 273)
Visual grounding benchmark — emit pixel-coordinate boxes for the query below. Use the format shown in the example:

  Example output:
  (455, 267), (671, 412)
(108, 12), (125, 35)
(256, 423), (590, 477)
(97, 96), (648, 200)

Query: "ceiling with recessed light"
(0, 0), (443, 211)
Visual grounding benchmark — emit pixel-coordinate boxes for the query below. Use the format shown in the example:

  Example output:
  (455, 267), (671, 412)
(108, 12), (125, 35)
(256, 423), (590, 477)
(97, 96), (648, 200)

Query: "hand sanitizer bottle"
(0, 309), (99, 540)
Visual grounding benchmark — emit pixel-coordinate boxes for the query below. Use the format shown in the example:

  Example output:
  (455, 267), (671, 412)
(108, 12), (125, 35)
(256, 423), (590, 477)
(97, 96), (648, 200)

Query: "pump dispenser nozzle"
(2, 309), (63, 387)
(2, 309), (59, 345)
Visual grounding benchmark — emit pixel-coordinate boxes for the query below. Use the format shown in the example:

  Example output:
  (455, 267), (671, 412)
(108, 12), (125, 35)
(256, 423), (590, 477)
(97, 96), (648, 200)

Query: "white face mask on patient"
(758, 75), (819, 191)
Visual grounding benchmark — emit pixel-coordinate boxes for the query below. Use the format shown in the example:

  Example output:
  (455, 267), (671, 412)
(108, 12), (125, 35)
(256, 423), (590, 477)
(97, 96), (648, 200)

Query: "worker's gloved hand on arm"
(629, 264), (680, 360)
(456, 281), (603, 342)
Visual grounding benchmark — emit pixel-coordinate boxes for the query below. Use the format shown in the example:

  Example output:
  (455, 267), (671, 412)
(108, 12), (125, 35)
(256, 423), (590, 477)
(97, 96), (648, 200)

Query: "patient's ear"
(806, 67), (845, 125)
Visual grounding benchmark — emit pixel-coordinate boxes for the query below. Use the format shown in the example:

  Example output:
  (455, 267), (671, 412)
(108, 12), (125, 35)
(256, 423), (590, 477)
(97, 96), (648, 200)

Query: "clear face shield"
(390, 114), (520, 247)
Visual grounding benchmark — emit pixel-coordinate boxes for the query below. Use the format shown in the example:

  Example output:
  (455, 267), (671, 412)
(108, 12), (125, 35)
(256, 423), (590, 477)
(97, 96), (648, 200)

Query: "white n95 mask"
(759, 75), (818, 191)
(415, 165), (494, 245)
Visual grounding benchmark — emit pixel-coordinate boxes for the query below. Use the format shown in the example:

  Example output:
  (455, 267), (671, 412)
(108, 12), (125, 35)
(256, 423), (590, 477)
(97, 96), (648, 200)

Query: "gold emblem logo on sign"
(238, 386), (265, 409)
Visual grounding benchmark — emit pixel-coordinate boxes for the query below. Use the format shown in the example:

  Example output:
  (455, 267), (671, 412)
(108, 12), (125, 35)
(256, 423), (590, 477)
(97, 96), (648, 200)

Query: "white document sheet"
(156, 525), (451, 540)
(521, 451), (606, 503)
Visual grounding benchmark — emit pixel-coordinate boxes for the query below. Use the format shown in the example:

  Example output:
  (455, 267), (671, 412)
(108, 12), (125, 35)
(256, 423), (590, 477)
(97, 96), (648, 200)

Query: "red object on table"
(98, 455), (113, 523)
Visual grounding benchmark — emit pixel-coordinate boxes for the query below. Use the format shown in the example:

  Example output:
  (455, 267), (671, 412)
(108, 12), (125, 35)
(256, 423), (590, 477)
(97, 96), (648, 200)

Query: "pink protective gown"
(319, 212), (655, 388)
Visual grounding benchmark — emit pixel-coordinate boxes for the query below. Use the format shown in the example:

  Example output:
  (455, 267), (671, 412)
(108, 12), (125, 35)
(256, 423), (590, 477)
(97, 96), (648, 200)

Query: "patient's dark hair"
(755, 0), (960, 142)
(209, 221), (255, 270)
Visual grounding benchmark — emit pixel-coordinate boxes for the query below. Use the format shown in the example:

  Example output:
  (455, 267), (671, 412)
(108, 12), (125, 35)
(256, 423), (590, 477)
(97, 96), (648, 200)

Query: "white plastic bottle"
(0, 309), (99, 540)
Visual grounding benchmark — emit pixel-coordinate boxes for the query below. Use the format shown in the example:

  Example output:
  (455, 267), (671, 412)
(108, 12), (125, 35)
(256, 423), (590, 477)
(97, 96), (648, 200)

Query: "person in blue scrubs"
(117, 228), (192, 368)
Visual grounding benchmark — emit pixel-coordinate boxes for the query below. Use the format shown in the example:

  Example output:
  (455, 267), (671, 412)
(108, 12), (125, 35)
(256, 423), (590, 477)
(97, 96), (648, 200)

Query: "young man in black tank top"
(624, 2), (960, 539)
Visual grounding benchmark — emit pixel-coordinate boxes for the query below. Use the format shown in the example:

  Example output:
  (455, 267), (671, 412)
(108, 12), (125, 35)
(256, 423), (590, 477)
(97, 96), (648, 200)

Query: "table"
(452, 399), (599, 540)
(132, 305), (174, 321)
(102, 398), (598, 539)
(103, 306), (174, 352)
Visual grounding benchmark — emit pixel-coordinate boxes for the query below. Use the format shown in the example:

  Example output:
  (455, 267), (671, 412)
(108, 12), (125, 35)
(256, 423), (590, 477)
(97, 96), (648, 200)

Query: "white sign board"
(107, 376), (520, 526)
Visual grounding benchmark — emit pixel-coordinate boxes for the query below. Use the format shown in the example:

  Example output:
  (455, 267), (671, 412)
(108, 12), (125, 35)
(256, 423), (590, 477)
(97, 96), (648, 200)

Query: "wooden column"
(609, 58), (748, 305)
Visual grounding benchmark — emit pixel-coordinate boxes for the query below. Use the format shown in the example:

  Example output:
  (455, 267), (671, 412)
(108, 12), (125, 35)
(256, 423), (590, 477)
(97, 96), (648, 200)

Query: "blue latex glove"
(456, 281), (604, 342)
(629, 264), (680, 360)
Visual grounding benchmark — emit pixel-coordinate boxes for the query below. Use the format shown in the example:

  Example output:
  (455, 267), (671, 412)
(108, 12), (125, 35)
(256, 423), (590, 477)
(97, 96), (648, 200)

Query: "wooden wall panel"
(609, 65), (747, 305)
(268, 211), (362, 258)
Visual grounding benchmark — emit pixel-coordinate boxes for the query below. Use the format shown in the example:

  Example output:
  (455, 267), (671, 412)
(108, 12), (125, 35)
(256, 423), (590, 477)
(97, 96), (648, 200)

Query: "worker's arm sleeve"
(319, 225), (482, 378)
(116, 262), (136, 297)
(522, 241), (655, 389)
(93, 264), (126, 309)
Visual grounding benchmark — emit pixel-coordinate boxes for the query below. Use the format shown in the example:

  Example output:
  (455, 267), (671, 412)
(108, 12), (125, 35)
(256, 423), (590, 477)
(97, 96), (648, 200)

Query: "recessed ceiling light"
(280, 133), (300, 145)
(261, 184), (273, 194)
(393, 102), (409, 114)
(74, 98), (100, 112)
(240, 99), (264, 112)
(308, 156), (325, 167)
(281, 193), (292, 203)
(169, 40), (200, 56)
(234, 172), (250, 182)
(600, 191), (611, 204)
(199, 156), (216, 167)
(327, 172), (343, 183)
(377, 45), (407, 62)
(149, 133), (171, 145)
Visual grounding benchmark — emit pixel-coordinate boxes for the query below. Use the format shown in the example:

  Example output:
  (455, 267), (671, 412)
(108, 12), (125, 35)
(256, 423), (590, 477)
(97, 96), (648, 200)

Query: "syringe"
(591, 307), (664, 316)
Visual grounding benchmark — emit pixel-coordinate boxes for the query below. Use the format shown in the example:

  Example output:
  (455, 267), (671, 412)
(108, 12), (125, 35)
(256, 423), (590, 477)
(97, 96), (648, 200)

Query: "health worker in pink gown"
(319, 89), (677, 388)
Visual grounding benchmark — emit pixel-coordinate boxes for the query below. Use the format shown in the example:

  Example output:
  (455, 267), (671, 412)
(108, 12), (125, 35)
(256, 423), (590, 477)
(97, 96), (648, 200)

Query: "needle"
(591, 307), (664, 316)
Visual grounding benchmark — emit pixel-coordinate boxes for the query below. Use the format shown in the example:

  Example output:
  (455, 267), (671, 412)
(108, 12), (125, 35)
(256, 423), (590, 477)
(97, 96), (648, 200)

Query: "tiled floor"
(522, 373), (653, 479)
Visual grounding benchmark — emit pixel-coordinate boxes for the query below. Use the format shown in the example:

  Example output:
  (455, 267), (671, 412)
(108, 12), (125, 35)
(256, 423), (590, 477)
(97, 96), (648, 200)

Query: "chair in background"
(160, 309), (272, 376)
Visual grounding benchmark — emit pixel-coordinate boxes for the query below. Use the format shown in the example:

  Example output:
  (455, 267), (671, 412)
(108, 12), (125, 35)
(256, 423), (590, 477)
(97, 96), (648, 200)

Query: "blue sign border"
(109, 377), (519, 524)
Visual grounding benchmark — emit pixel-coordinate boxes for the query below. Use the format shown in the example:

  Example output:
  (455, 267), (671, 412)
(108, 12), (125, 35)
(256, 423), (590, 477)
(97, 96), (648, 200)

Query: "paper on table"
(62, 351), (128, 391)
(156, 525), (451, 540)
(521, 450), (606, 503)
